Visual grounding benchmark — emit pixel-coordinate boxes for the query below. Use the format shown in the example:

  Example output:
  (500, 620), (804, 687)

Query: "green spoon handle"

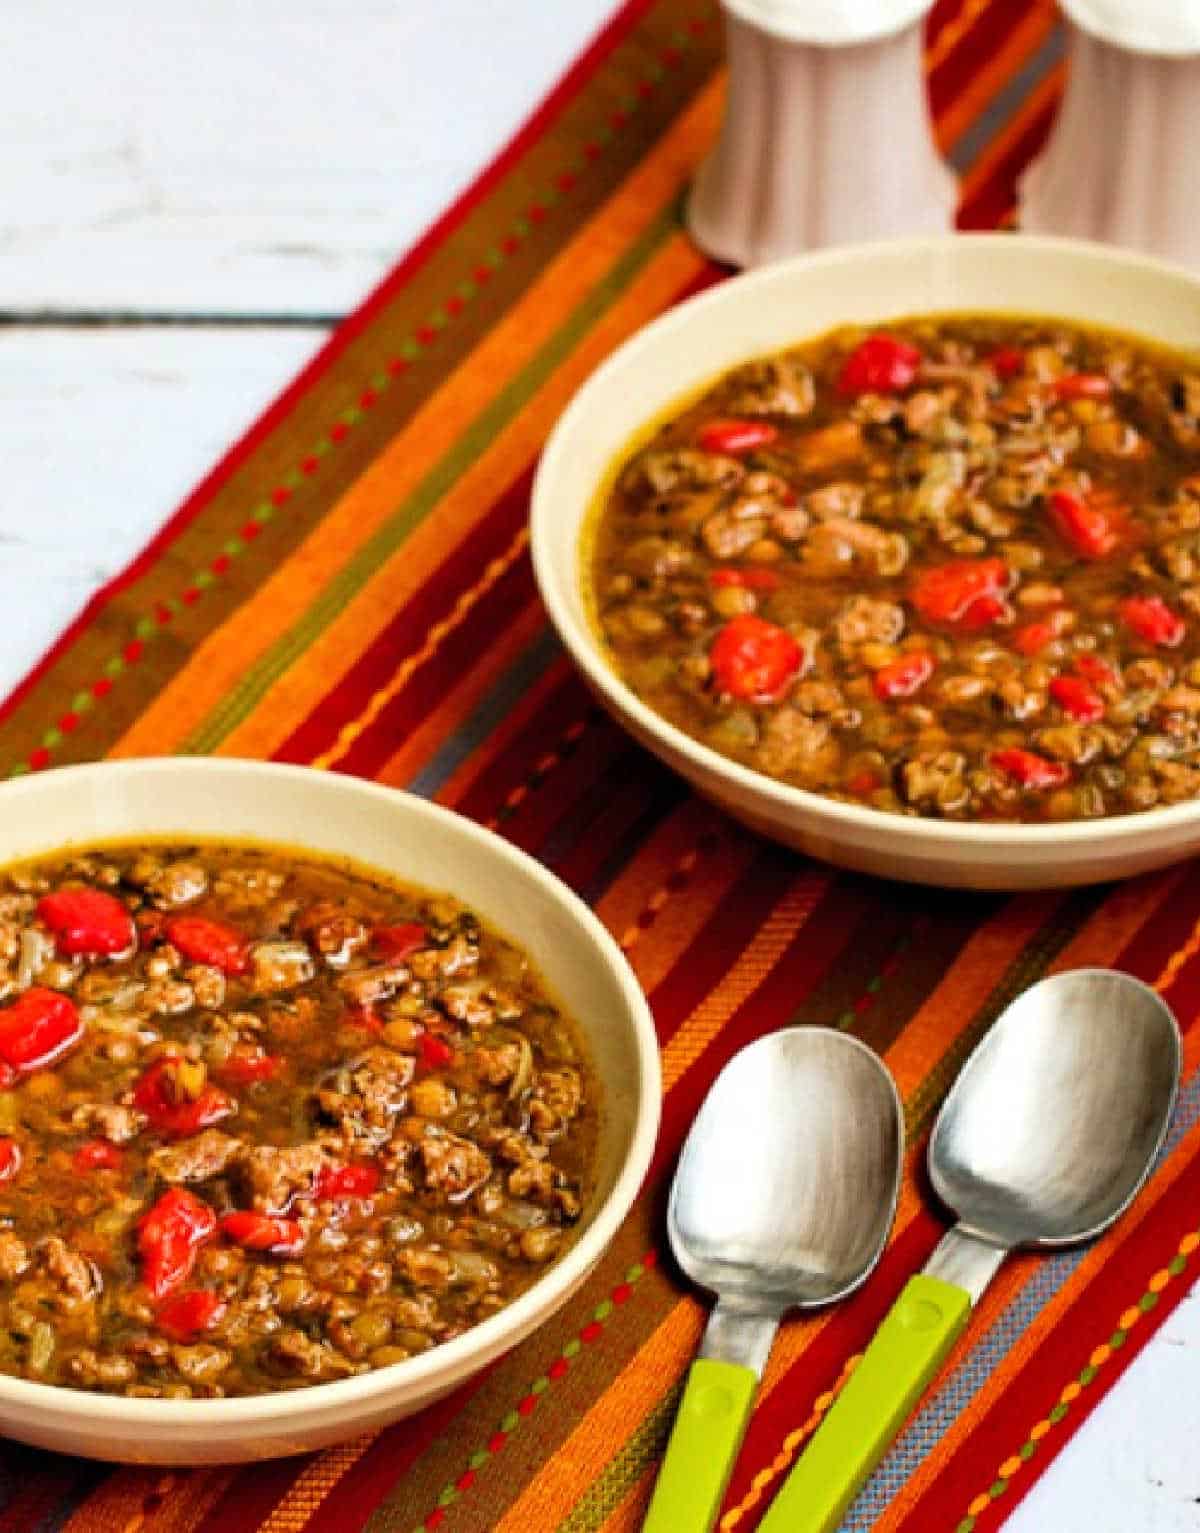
(643, 1357), (759, 1533)
(758, 1275), (971, 1533)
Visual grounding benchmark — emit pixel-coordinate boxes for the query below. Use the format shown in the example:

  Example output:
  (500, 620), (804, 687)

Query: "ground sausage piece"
(0, 1231), (29, 1280)
(337, 963), (410, 1008)
(129, 858), (209, 909)
(268, 1328), (358, 1379)
(294, 902), (369, 968)
(439, 982), (496, 1029)
(240, 1142), (328, 1214)
(755, 711), (838, 781)
(70, 1103), (144, 1143)
(317, 1048), (415, 1147)
(701, 507), (766, 561)
(832, 596), (905, 648)
(470, 1043), (523, 1087)
(416, 1131), (492, 1202)
(622, 449), (744, 499)
(723, 355), (815, 418)
(150, 1129), (243, 1184)
(39, 1237), (99, 1301)
(249, 940), (316, 995)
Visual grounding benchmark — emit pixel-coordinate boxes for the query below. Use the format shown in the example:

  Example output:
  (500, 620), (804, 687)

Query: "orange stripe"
(107, 81), (720, 764)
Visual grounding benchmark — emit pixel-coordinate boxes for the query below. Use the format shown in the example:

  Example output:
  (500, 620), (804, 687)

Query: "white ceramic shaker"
(1019, 0), (1200, 269)
(687, 0), (955, 268)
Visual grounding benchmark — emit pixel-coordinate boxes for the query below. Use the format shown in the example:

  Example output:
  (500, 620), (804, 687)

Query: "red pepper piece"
(372, 923), (428, 962)
(846, 770), (882, 797)
(37, 889), (135, 957)
(709, 614), (803, 703)
(1012, 610), (1071, 656)
(991, 749), (1070, 790)
(1050, 675), (1105, 722)
(138, 1188), (217, 1299)
(73, 1139), (122, 1173)
(0, 1139), (20, 1183)
(1120, 595), (1186, 648)
(872, 653), (934, 701)
(987, 346), (1024, 380)
(165, 915), (249, 975)
(836, 333), (922, 396)
(709, 567), (784, 592)
(0, 988), (82, 1076)
(418, 1033), (456, 1071)
(1047, 489), (1119, 560)
(217, 1050), (281, 1086)
(1074, 654), (1119, 688)
(696, 419), (779, 455)
(132, 1058), (234, 1140)
(343, 1006), (384, 1036)
(1053, 372), (1112, 400)
(220, 1211), (305, 1256)
(315, 1164), (380, 1201)
(156, 1289), (226, 1343)
(911, 559), (1010, 630)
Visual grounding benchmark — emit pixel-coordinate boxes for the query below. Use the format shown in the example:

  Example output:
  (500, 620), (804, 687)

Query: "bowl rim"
(0, 757), (662, 1424)
(531, 231), (1200, 850)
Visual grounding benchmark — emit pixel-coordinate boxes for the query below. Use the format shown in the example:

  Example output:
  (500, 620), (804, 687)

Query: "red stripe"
(928, 0), (1041, 119)
(0, 0), (660, 733)
(957, 93), (1061, 230)
(892, 1130), (1200, 1532)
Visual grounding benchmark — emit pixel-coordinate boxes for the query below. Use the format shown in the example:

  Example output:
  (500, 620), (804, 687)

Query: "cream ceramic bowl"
(531, 234), (1200, 890)
(0, 759), (659, 1463)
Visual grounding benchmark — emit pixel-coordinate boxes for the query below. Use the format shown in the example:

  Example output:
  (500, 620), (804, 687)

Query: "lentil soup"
(589, 315), (1200, 822)
(0, 841), (597, 1396)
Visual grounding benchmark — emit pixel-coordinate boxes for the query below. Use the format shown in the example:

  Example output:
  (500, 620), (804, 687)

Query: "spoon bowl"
(670, 1028), (903, 1310)
(930, 968), (1181, 1248)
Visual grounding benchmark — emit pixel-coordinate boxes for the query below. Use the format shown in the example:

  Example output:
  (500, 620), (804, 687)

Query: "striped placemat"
(3, 3), (1197, 1530)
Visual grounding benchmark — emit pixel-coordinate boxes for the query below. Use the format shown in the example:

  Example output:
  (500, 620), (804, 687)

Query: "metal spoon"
(760, 968), (1181, 1533)
(643, 1027), (903, 1533)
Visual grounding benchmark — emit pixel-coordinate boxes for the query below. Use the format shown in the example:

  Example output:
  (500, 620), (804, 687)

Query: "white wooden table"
(0, 3), (1196, 1527)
